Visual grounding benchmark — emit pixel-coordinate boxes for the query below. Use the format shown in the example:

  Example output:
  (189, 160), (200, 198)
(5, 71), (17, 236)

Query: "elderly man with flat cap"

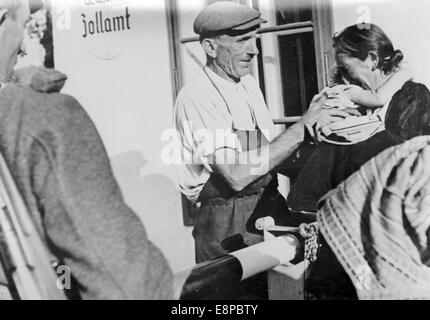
(174, 1), (350, 267)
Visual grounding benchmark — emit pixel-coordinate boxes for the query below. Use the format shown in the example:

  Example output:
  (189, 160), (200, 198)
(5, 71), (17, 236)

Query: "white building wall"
(51, 0), (195, 273)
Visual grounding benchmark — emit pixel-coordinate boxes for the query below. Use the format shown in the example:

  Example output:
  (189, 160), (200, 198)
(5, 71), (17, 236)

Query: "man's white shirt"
(174, 67), (276, 202)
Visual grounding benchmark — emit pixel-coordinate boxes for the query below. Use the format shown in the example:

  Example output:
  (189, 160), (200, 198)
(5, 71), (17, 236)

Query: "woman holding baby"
(285, 23), (430, 299)
(287, 23), (430, 214)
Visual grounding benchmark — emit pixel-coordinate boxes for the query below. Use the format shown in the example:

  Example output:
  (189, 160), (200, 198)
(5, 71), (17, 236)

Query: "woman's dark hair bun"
(381, 49), (404, 73)
(392, 49), (404, 67)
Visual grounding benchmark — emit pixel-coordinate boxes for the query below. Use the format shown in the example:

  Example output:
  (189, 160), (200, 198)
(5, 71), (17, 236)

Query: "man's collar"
(204, 66), (243, 91)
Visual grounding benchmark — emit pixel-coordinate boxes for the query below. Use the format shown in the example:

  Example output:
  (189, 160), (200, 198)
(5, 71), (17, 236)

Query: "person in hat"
(174, 1), (351, 267)
(0, 0), (173, 299)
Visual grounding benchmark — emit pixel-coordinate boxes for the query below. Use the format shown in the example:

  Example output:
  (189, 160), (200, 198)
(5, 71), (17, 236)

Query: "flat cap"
(194, 1), (266, 36)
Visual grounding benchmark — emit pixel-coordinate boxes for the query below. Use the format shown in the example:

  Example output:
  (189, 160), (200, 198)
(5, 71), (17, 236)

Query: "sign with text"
(76, 0), (134, 60)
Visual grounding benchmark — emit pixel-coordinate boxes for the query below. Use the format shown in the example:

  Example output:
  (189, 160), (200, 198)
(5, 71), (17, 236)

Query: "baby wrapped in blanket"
(319, 68), (412, 144)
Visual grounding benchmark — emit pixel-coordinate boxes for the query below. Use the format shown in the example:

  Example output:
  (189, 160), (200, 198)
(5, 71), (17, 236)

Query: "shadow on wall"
(110, 150), (195, 271)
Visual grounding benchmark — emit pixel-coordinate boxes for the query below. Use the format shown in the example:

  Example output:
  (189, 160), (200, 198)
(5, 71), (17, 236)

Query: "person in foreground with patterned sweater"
(0, 0), (173, 299)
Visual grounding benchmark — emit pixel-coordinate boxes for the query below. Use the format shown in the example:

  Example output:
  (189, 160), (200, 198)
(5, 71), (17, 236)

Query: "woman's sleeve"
(385, 82), (430, 141)
(30, 94), (173, 299)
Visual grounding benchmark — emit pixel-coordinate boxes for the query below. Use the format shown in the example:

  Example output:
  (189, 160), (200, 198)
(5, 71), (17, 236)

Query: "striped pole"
(174, 234), (301, 300)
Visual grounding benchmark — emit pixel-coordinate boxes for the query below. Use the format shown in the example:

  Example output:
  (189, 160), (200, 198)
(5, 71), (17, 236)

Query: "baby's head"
(331, 66), (347, 85)
(331, 66), (361, 86)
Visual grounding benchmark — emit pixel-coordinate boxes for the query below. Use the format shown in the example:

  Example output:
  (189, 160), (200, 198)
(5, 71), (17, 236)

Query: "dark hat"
(28, 0), (45, 14)
(194, 1), (266, 36)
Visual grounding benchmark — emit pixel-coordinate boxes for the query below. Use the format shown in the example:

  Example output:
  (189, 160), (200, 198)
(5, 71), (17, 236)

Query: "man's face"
(213, 29), (259, 81)
(0, 0), (30, 81)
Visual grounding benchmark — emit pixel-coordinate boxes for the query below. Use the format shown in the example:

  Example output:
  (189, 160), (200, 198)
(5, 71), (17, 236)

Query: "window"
(253, 0), (335, 123)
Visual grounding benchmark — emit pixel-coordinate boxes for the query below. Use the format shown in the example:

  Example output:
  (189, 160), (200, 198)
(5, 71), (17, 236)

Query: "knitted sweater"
(318, 136), (430, 299)
(0, 68), (173, 299)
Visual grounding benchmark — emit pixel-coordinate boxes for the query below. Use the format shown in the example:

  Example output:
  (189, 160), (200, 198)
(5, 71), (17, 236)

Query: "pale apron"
(193, 129), (288, 263)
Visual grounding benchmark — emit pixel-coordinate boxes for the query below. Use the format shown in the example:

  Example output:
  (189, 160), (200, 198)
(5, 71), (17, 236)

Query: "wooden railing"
(180, 21), (314, 44)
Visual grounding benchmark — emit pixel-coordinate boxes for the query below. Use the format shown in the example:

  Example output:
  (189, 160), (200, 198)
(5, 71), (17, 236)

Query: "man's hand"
(299, 100), (351, 139)
(300, 106), (352, 127)
(300, 92), (361, 140)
